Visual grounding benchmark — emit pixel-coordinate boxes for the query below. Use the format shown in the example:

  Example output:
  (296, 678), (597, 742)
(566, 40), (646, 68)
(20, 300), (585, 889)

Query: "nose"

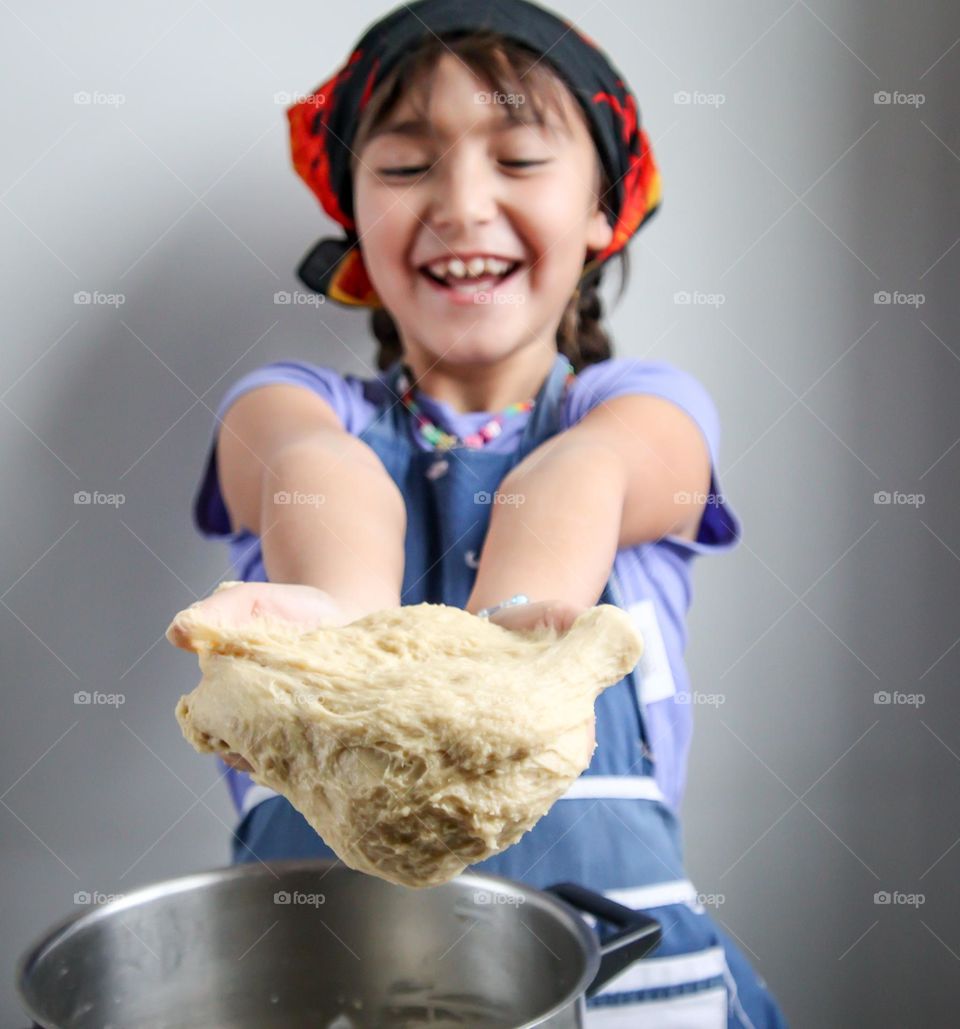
(425, 148), (498, 233)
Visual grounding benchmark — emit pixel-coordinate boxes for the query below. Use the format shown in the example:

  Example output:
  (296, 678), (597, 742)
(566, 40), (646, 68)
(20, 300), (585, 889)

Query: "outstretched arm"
(217, 383), (406, 619)
(465, 393), (711, 614)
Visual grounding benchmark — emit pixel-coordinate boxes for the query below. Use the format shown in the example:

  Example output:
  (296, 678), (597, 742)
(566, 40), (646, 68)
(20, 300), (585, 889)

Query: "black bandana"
(287, 0), (661, 306)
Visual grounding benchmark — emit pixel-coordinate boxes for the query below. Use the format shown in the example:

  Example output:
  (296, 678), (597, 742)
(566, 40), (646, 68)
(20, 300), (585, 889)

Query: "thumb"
(167, 582), (347, 652)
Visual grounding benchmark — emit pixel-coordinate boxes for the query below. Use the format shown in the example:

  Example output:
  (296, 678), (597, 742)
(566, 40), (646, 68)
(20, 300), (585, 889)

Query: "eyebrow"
(365, 110), (562, 144)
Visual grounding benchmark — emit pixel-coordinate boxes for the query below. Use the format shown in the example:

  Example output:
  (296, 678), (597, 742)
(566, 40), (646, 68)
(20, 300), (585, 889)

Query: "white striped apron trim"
(585, 986), (727, 1027)
(594, 944), (727, 994)
(575, 880), (701, 939)
(239, 784), (280, 818)
(558, 775), (666, 802)
(237, 774), (665, 820)
(605, 878), (700, 910)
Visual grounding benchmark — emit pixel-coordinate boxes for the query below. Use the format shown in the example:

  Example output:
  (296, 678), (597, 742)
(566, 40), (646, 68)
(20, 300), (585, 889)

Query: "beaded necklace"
(397, 361), (576, 451)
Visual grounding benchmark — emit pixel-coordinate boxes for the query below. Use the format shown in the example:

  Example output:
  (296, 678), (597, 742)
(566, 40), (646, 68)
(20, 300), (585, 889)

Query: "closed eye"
(378, 166), (430, 177)
(378, 159), (551, 178)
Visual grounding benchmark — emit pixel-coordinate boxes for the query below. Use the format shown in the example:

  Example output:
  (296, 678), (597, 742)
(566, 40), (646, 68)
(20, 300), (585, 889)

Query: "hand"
(485, 598), (596, 754)
(484, 598), (586, 635)
(170, 582), (369, 774)
(167, 581), (367, 652)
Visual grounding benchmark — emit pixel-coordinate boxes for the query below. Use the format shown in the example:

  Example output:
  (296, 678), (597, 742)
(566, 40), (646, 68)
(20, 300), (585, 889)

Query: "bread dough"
(169, 583), (643, 888)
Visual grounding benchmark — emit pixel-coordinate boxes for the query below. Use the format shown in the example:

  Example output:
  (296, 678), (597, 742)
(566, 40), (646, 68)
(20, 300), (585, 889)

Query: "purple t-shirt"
(193, 358), (742, 816)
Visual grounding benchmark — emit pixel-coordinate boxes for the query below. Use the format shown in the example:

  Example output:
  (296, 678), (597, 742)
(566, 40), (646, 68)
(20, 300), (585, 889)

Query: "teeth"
(425, 256), (514, 281)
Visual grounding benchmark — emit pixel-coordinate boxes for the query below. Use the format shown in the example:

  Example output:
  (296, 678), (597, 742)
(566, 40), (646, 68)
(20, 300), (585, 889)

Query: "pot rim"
(18, 858), (601, 1029)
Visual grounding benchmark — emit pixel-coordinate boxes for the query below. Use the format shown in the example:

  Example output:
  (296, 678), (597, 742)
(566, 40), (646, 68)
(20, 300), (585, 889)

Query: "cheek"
(518, 173), (597, 270)
(354, 182), (414, 285)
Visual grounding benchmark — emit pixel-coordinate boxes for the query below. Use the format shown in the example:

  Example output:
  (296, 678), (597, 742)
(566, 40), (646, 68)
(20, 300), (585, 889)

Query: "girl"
(183, 0), (787, 1024)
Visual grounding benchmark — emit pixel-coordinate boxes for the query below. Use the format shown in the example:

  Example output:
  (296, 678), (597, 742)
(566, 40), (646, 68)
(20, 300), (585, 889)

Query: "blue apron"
(231, 353), (788, 1027)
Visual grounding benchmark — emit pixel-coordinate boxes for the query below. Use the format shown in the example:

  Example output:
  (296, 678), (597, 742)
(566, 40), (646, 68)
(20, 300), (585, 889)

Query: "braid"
(372, 307), (403, 372)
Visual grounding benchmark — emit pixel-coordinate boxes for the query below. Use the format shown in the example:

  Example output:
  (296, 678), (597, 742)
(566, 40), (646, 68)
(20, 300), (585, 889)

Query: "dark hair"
(352, 31), (630, 374)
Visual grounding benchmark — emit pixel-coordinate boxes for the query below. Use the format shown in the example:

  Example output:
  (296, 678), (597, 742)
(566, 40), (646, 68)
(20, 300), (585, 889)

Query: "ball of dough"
(169, 585), (643, 888)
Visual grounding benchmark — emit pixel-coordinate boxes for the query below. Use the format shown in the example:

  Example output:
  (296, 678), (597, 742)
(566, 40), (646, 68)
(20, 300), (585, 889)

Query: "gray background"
(2, 1), (958, 1025)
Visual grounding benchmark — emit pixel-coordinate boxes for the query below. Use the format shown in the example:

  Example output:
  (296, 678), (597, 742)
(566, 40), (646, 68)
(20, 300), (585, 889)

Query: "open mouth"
(418, 260), (523, 295)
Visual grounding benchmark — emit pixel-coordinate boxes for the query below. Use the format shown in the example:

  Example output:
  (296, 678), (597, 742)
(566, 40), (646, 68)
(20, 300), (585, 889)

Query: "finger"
(487, 599), (584, 635)
(222, 752), (253, 773)
(166, 584), (259, 651)
(168, 583), (347, 651)
(241, 583), (346, 626)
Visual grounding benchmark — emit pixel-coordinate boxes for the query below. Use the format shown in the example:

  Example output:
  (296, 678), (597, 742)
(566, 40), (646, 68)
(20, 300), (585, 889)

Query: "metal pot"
(17, 860), (660, 1028)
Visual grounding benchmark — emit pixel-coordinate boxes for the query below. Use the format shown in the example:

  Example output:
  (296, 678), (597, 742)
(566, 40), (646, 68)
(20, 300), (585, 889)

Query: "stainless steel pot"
(17, 860), (660, 1028)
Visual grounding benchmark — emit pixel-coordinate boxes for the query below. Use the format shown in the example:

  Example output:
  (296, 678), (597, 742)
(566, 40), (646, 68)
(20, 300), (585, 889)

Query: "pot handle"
(544, 882), (662, 998)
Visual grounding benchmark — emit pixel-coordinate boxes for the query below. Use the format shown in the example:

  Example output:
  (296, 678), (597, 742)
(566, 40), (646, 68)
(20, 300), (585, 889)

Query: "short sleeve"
(192, 361), (368, 540)
(564, 358), (742, 555)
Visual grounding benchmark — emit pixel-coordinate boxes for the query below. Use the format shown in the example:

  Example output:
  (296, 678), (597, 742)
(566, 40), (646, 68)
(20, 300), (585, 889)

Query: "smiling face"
(352, 51), (614, 374)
